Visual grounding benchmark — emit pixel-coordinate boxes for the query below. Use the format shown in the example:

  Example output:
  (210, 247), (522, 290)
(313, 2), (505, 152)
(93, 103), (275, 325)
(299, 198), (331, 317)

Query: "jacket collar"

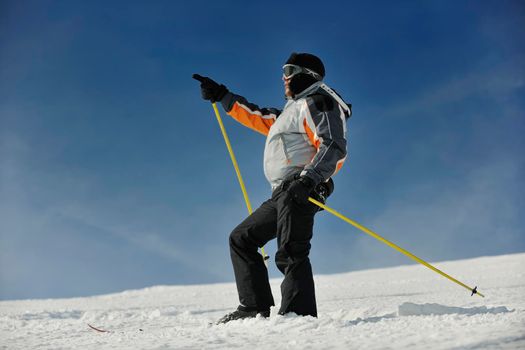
(286, 81), (323, 101)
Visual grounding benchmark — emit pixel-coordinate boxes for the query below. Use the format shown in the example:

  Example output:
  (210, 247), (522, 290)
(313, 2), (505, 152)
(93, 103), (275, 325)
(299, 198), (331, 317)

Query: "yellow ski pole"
(307, 197), (484, 297)
(210, 102), (270, 266)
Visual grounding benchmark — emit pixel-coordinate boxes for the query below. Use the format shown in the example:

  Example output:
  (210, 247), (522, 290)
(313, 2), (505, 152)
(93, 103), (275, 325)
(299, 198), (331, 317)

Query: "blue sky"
(1, 0), (524, 300)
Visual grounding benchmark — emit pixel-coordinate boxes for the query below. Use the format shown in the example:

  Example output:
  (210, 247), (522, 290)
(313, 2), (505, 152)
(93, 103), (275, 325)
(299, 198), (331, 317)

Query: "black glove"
(287, 176), (316, 204)
(192, 74), (228, 102)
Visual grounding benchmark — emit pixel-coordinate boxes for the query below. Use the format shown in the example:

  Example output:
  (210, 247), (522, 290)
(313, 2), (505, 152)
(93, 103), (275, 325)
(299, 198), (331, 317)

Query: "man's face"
(283, 75), (293, 97)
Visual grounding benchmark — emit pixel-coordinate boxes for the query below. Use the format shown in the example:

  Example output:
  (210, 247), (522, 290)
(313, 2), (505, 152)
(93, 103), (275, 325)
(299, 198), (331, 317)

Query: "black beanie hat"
(285, 52), (325, 78)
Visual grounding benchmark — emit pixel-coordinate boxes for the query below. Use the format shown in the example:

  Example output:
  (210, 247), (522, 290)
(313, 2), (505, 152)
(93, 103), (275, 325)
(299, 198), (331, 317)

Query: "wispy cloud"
(368, 156), (522, 255)
(0, 129), (245, 298)
(382, 55), (524, 119)
(339, 56), (525, 269)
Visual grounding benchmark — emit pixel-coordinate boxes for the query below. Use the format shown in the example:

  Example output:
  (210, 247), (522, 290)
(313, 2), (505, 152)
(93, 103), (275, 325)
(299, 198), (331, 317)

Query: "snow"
(1, 253), (524, 349)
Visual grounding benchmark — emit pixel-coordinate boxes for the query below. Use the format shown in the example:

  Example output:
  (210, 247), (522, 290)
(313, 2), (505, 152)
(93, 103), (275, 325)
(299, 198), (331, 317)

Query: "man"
(193, 52), (351, 323)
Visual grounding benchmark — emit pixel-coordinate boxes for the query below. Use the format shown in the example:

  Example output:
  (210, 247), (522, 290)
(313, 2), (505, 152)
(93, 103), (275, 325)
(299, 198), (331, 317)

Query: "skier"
(194, 53), (351, 323)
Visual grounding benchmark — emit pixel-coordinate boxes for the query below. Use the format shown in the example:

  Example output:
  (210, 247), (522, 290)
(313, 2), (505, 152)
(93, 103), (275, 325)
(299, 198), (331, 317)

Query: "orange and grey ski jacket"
(220, 81), (349, 190)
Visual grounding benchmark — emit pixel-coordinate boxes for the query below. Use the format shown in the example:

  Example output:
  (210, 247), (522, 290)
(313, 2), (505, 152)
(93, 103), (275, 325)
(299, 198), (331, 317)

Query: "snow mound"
(1, 253), (524, 349)
(398, 302), (511, 316)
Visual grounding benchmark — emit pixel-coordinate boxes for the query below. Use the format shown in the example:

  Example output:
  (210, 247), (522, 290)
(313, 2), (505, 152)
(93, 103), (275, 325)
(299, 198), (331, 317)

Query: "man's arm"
(300, 94), (348, 184)
(193, 74), (280, 136)
(221, 92), (281, 136)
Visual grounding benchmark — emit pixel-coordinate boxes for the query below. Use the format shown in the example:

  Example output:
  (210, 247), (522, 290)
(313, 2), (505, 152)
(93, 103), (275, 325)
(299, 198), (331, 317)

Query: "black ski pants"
(229, 181), (319, 317)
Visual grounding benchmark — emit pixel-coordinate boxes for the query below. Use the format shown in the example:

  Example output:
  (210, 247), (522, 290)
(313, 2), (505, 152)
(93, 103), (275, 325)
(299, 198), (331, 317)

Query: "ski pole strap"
(307, 197), (485, 298)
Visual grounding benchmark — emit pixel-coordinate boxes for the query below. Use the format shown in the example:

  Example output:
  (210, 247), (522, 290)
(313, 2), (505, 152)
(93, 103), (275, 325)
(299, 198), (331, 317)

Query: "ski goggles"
(282, 64), (322, 81)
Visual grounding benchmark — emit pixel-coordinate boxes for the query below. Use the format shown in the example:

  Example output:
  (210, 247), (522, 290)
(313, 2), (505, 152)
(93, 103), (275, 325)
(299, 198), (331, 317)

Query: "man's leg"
(229, 198), (277, 311)
(274, 189), (318, 317)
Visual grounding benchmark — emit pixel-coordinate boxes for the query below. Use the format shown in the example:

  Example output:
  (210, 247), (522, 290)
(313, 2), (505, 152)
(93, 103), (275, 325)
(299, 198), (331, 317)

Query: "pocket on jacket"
(278, 135), (291, 165)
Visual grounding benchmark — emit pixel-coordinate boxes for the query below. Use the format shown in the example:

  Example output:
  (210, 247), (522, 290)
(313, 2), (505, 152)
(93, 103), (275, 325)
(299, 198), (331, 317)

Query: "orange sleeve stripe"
(333, 158), (345, 175)
(303, 119), (320, 149)
(228, 102), (275, 136)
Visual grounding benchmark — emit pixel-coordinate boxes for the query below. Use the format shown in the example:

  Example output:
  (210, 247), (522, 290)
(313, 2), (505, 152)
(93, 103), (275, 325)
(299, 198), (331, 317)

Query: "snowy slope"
(1, 253), (524, 349)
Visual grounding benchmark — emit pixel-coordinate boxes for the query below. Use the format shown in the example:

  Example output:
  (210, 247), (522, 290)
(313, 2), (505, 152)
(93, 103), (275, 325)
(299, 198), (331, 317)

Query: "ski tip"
(87, 323), (109, 333)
